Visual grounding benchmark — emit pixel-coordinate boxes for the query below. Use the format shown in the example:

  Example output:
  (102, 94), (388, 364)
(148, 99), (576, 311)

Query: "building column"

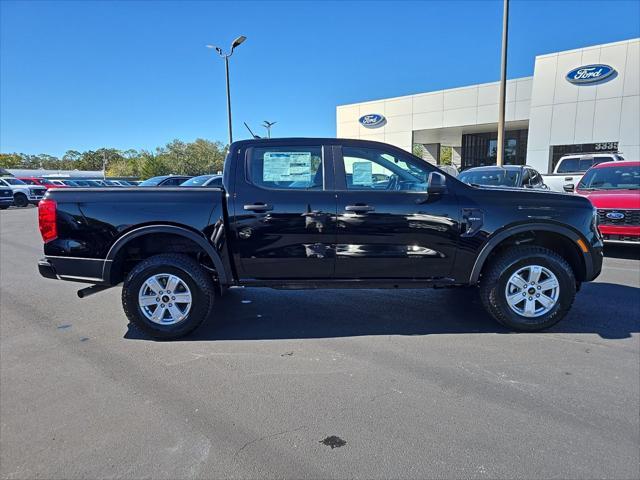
(451, 146), (462, 168)
(421, 143), (440, 165)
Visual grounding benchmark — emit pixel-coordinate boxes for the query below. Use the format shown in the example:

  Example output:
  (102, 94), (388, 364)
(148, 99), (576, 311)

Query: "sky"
(1, 0), (639, 157)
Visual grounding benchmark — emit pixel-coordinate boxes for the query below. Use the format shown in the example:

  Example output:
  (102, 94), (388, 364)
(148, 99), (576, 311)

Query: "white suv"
(0, 177), (47, 207)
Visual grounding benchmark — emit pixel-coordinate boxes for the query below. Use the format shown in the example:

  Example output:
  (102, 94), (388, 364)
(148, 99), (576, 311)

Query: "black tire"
(13, 193), (28, 208)
(122, 253), (216, 340)
(0, 205), (8, 210)
(479, 246), (576, 331)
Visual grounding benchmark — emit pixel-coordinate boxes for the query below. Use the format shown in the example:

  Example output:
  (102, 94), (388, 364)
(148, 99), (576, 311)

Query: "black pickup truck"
(37, 138), (603, 339)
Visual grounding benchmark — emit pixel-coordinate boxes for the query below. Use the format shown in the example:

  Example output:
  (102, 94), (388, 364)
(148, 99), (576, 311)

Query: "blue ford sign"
(566, 64), (616, 85)
(359, 114), (386, 128)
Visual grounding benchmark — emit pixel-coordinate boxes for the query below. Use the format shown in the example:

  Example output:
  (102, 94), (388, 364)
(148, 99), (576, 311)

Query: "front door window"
(342, 146), (430, 192)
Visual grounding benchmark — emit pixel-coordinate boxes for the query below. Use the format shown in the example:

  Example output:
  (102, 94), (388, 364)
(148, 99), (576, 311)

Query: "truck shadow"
(603, 245), (640, 261)
(124, 282), (639, 342)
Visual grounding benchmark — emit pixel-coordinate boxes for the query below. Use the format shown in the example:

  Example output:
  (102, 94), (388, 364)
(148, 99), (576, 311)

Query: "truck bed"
(41, 187), (225, 282)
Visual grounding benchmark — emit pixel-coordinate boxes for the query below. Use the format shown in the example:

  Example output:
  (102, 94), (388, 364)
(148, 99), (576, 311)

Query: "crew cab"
(573, 160), (640, 244)
(0, 177), (47, 207)
(37, 138), (603, 339)
(542, 153), (623, 192)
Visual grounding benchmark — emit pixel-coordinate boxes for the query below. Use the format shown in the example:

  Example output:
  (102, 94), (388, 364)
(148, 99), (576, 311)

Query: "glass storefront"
(461, 129), (528, 169)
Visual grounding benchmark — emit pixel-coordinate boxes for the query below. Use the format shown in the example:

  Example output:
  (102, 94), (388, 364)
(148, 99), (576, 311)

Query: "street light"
(207, 35), (247, 145)
(262, 120), (277, 138)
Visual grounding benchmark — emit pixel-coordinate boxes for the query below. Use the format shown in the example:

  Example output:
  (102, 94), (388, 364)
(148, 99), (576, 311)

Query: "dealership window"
(461, 129), (528, 169)
(249, 147), (323, 190)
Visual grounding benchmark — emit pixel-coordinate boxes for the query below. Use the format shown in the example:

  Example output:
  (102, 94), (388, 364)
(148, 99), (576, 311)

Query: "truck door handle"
(345, 204), (374, 213)
(244, 203), (273, 212)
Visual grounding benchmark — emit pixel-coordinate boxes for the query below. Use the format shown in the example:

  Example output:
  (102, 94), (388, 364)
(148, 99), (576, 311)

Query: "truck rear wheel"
(479, 246), (576, 331)
(122, 254), (215, 340)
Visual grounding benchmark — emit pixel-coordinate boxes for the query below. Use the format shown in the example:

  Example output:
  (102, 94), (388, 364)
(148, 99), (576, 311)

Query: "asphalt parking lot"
(1, 206), (639, 480)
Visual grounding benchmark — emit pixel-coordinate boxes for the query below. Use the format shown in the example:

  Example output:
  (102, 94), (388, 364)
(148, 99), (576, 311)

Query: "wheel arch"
(103, 225), (228, 286)
(469, 223), (592, 284)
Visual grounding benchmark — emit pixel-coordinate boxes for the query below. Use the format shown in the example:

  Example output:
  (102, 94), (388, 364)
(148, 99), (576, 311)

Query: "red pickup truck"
(575, 160), (640, 245)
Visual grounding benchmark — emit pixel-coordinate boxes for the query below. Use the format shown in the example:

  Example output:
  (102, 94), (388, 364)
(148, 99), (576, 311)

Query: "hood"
(576, 189), (640, 209)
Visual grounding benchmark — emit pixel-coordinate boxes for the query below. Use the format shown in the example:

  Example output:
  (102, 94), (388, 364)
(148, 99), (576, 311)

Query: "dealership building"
(336, 38), (639, 173)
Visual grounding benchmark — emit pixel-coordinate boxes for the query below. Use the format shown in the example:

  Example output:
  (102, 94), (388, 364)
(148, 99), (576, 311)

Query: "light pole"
(207, 35), (247, 146)
(496, 0), (509, 166)
(262, 120), (277, 138)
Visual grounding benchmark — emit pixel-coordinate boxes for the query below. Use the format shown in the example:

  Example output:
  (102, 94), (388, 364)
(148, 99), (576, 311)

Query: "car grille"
(0, 189), (11, 197)
(597, 209), (640, 226)
(29, 187), (46, 197)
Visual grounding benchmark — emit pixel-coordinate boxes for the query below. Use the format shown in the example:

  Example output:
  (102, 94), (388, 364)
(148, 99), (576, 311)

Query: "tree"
(139, 150), (170, 178)
(0, 154), (25, 169)
(1, 138), (228, 178)
(440, 146), (452, 166)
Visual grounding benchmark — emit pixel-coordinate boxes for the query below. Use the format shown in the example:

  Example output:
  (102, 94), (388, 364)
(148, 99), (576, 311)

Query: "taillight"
(38, 199), (57, 243)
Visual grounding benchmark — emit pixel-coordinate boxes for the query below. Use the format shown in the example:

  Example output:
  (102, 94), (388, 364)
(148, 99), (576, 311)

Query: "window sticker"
(352, 161), (373, 186)
(263, 152), (312, 182)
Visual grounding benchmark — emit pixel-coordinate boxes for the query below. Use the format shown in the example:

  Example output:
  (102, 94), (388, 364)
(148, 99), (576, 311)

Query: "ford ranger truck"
(574, 160), (640, 244)
(37, 138), (604, 339)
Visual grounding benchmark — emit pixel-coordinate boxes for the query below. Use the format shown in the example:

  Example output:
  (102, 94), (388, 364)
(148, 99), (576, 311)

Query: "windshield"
(458, 168), (520, 187)
(139, 176), (165, 186)
(578, 165), (640, 190)
(2, 178), (26, 185)
(181, 175), (214, 187)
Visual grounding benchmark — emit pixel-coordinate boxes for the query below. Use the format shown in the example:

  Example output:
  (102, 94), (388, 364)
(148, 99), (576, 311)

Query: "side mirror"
(563, 183), (575, 193)
(427, 172), (446, 194)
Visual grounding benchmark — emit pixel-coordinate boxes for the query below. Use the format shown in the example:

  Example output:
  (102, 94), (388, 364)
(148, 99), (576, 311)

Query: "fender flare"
(103, 225), (228, 285)
(468, 223), (592, 284)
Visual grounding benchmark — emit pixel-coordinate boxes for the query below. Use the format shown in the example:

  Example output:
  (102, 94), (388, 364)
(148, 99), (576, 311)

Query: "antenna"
(244, 122), (261, 139)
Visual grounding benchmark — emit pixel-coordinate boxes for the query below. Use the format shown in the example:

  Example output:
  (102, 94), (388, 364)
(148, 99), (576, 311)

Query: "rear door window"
(556, 157), (579, 173)
(248, 147), (323, 190)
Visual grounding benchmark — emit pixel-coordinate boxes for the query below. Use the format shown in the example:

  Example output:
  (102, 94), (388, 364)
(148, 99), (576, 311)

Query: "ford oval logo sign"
(566, 64), (617, 85)
(606, 211), (625, 220)
(359, 114), (386, 128)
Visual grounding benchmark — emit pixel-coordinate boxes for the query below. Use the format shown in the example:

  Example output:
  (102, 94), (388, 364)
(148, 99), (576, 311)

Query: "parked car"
(139, 175), (192, 187)
(572, 160), (639, 245)
(103, 180), (126, 187)
(439, 165), (459, 177)
(179, 175), (223, 187)
(0, 177), (46, 207)
(86, 180), (106, 187)
(542, 153), (624, 192)
(17, 177), (61, 189)
(458, 165), (548, 189)
(60, 180), (82, 187)
(37, 138), (603, 339)
(0, 184), (13, 209)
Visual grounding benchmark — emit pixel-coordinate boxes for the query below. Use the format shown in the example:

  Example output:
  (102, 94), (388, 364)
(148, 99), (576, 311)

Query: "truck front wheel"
(13, 193), (28, 208)
(479, 246), (576, 331)
(122, 254), (215, 339)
